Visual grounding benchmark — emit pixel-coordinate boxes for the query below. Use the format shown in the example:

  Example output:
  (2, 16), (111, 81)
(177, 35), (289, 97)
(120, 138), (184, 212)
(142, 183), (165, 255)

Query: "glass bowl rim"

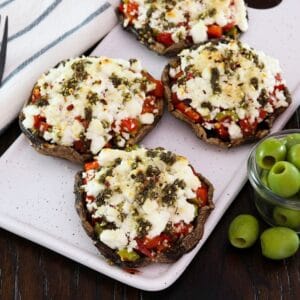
(247, 129), (300, 209)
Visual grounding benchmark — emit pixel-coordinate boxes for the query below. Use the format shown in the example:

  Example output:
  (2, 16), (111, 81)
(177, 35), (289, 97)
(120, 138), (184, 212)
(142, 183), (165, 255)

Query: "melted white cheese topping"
(22, 57), (158, 154)
(169, 40), (289, 140)
(122, 0), (248, 43)
(83, 148), (203, 251)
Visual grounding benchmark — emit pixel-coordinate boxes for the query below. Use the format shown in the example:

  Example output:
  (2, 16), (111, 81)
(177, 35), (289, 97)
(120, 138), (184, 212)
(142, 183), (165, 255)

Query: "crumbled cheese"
(190, 20), (208, 43)
(140, 113), (154, 124)
(22, 105), (40, 128)
(82, 147), (207, 251)
(171, 197), (196, 224)
(146, 210), (170, 238)
(22, 57), (159, 154)
(169, 39), (289, 140)
(100, 229), (128, 250)
(235, 0), (248, 31)
(122, 0), (248, 46)
(227, 122), (243, 139)
(84, 180), (104, 198)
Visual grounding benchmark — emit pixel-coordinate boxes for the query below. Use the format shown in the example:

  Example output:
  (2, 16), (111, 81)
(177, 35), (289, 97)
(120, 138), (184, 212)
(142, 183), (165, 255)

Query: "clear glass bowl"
(247, 129), (300, 233)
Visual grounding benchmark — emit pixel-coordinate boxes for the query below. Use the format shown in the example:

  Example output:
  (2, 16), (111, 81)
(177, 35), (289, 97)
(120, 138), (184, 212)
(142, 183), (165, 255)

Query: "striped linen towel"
(0, 0), (118, 132)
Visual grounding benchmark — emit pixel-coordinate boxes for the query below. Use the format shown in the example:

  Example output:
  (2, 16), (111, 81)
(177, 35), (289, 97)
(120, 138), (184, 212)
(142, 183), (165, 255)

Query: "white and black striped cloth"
(0, 0), (118, 131)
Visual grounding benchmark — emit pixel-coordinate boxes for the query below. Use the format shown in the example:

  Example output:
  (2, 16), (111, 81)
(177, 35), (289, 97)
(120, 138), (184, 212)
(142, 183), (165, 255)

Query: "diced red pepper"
(67, 104), (74, 111)
(143, 72), (164, 98)
(135, 239), (153, 258)
(75, 116), (89, 129)
(156, 32), (174, 47)
(136, 234), (172, 256)
(120, 118), (139, 133)
(33, 115), (46, 130)
(143, 236), (163, 250)
(144, 234), (170, 249)
(153, 80), (164, 98)
(196, 185), (208, 207)
(143, 234), (171, 253)
(207, 25), (223, 38)
(259, 109), (267, 120)
(239, 119), (257, 136)
(84, 161), (100, 171)
(73, 140), (85, 152)
(142, 97), (157, 114)
(175, 102), (202, 123)
(86, 195), (95, 202)
(222, 21), (235, 32)
(121, 2), (139, 23)
(39, 122), (51, 132)
(174, 221), (193, 236)
(275, 84), (285, 91)
(215, 123), (229, 139)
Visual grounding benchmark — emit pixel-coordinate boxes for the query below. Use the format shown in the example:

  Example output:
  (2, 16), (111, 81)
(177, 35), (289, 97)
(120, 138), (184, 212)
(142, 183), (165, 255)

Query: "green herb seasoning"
(210, 67), (221, 94)
(96, 189), (112, 206)
(162, 182), (178, 205)
(114, 157), (122, 166)
(257, 88), (269, 106)
(250, 77), (259, 90)
(208, 8), (217, 17)
(201, 101), (212, 110)
(87, 91), (100, 105)
(61, 77), (78, 96)
(135, 171), (146, 183)
(159, 151), (176, 165)
(71, 60), (89, 81)
(35, 96), (49, 107)
(137, 218), (152, 237)
(146, 165), (161, 177)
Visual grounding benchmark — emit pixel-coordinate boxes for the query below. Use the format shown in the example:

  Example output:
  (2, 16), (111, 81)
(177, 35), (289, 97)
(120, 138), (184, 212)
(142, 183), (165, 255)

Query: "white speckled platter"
(0, 0), (300, 291)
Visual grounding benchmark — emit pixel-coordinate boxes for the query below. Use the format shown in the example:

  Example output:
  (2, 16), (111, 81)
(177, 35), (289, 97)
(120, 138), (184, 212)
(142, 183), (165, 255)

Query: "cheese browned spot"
(169, 39), (290, 141)
(22, 57), (161, 155)
(82, 147), (203, 253)
(120, 0), (248, 47)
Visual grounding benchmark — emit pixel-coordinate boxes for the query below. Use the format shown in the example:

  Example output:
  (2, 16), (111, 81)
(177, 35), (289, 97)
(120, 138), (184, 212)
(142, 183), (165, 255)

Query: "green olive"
(228, 214), (260, 248)
(268, 161), (300, 198)
(260, 227), (299, 260)
(117, 249), (140, 261)
(94, 223), (104, 237)
(255, 138), (287, 170)
(287, 144), (300, 170)
(273, 206), (300, 229)
(282, 133), (300, 149)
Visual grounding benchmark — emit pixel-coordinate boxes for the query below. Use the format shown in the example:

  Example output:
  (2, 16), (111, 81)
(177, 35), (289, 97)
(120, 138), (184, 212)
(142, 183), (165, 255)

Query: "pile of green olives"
(255, 133), (300, 198)
(254, 132), (300, 230)
(228, 214), (300, 260)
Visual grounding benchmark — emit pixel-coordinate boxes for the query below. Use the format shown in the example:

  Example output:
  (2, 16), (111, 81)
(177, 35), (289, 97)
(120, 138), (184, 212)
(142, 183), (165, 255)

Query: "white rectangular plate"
(0, 1), (300, 291)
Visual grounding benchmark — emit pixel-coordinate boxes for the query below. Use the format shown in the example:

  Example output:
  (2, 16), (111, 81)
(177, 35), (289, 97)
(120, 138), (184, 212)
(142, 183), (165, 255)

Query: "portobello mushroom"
(118, 0), (248, 56)
(19, 57), (164, 163)
(162, 39), (292, 147)
(74, 147), (214, 268)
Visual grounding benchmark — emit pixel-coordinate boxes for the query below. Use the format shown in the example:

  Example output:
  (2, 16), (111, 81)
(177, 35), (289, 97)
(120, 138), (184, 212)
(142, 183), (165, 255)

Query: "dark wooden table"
(0, 108), (299, 300)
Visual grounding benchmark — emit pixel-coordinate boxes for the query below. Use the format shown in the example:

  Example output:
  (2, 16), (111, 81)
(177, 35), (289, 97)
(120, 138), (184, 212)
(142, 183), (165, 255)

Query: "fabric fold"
(0, 0), (118, 131)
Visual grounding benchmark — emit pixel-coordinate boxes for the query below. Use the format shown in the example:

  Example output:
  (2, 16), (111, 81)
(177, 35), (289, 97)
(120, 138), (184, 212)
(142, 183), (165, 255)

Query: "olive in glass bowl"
(248, 130), (300, 233)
